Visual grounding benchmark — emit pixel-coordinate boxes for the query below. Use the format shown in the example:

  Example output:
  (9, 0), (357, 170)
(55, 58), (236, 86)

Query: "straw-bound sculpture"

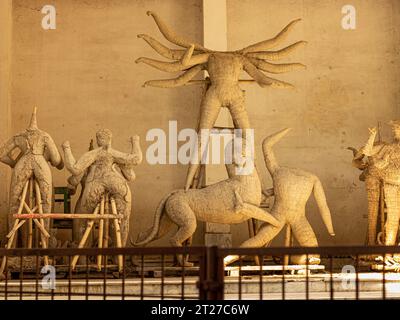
(62, 130), (142, 246)
(0, 107), (64, 233)
(136, 11), (306, 190)
(133, 140), (281, 266)
(353, 122), (400, 249)
(348, 127), (386, 246)
(224, 128), (335, 266)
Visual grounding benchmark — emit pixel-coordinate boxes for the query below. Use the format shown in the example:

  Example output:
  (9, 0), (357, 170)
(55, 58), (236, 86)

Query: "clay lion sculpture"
(224, 128), (335, 266)
(133, 140), (281, 266)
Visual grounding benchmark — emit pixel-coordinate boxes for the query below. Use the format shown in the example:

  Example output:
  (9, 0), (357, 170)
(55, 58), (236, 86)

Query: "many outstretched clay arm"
(136, 53), (209, 73)
(247, 57), (306, 74)
(146, 11), (210, 52)
(62, 141), (98, 176)
(143, 65), (204, 88)
(44, 134), (64, 170)
(241, 19), (302, 53)
(313, 178), (335, 236)
(137, 34), (186, 60)
(243, 58), (294, 89)
(112, 136), (143, 166)
(245, 41), (307, 61)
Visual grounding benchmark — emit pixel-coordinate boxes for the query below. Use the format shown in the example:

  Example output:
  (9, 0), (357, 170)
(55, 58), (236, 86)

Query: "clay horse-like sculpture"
(224, 128), (335, 266)
(133, 139), (281, 266)
(0, 107), (64, 235)
(136, 11), (306, 190)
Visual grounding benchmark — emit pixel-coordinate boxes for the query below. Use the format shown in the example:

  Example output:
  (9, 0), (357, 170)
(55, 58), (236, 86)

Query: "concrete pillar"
(0, 0), (12, 240)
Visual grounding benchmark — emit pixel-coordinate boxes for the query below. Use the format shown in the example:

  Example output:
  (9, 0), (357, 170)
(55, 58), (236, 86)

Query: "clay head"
(96, 129), (112, 147)
(27, 107), (38, 131)
(389, 120), (400, 141)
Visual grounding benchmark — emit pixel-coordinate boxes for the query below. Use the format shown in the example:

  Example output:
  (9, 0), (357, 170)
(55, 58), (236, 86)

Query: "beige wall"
(0, 0), (12, 240)
(6, 0), (204, 245)
(1, 0), (400, 247)
(227, 0), (400, 245)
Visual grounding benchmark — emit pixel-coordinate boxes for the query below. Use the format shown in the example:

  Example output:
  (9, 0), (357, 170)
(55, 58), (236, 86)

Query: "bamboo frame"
(0, 178), (51, 275)
(70, 194), (124, 272)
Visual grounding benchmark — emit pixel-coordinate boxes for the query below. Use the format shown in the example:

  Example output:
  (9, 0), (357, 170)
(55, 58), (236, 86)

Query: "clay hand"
(131, 135), (140, 142)
(62, 141), (71, 149)
(368, 127), (377, 135)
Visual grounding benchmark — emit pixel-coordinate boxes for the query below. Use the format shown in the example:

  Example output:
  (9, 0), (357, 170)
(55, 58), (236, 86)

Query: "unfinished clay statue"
(353, 122), (400, 248)
(348, 128), (386, 246)
(136, 11), (306, 190)
(133, 140), (281, 266)
(0, 107), (64, 232)
(62, 130), (142, 246)
(224, 128), (335, 266)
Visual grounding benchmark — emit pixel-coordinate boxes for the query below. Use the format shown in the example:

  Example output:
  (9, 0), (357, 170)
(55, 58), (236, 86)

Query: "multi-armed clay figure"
(136, 11), (307, 190)
(0, 107), (64, 232)
(62, 129), (142, 246)
(354, 122), (400, 249)
(224, 128), (335, 265)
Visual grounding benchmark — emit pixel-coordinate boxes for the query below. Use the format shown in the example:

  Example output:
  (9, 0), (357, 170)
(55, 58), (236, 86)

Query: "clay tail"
(313, 178), (335, 236)
(262, 128), (291, 175)
(134, 190), (178, 246)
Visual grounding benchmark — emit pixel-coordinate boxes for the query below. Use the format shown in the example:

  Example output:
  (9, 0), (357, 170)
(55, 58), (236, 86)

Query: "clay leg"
(290, 216), (320, 265)
(224, 221), (283, 265)
(8, 158), (33, 247)
(109, 183), (132, 247)
(185, 90), (221, 190)
(33, 158), (53, 230)
(165, 198), (197, 266)
(384, 184), (400, 246)
(365, 177), (380, 245)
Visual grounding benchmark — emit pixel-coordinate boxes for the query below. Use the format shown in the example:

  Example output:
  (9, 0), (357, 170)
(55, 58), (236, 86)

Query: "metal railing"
(0, 245), (399, 300)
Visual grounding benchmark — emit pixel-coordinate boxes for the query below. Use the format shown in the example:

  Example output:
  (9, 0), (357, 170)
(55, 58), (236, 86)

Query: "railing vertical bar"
(86, 254), (89, 300)
(383, 253), (386, 300)
(122, 254), (126, 300)
(161, 254), (164, 300)
(306, 254), (309, 300)
(4, 256), (8, 300)
(140, 254), (144, 300)
(282, 255), (285, 300)
(103, 252), (107, 300)
(259, 254), (263, 300)
(19, 255), (23, 300)
(238, 256), (242, 300)
(181, 253), (185, 300)
(68, 255), (72, 300)
(35, 254), (39, 300)
(355, 254), (359, 300)
(330, 255), (334, 300)
(51, 255), (55, 300)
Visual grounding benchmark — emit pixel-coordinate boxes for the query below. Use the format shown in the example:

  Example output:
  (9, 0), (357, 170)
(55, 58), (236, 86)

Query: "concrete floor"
(1, 272), (400, 300)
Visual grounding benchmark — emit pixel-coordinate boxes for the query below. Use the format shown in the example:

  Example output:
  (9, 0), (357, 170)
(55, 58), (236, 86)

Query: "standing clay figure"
(355, 122), (400, 248)
(136, 11), (306, 190)
(0, 107), (63, 234)
(62, 130), (142, 246)
(133, 139), (281, 266)
(348, 128), (386, 246)
(224, 128), (335, 265)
